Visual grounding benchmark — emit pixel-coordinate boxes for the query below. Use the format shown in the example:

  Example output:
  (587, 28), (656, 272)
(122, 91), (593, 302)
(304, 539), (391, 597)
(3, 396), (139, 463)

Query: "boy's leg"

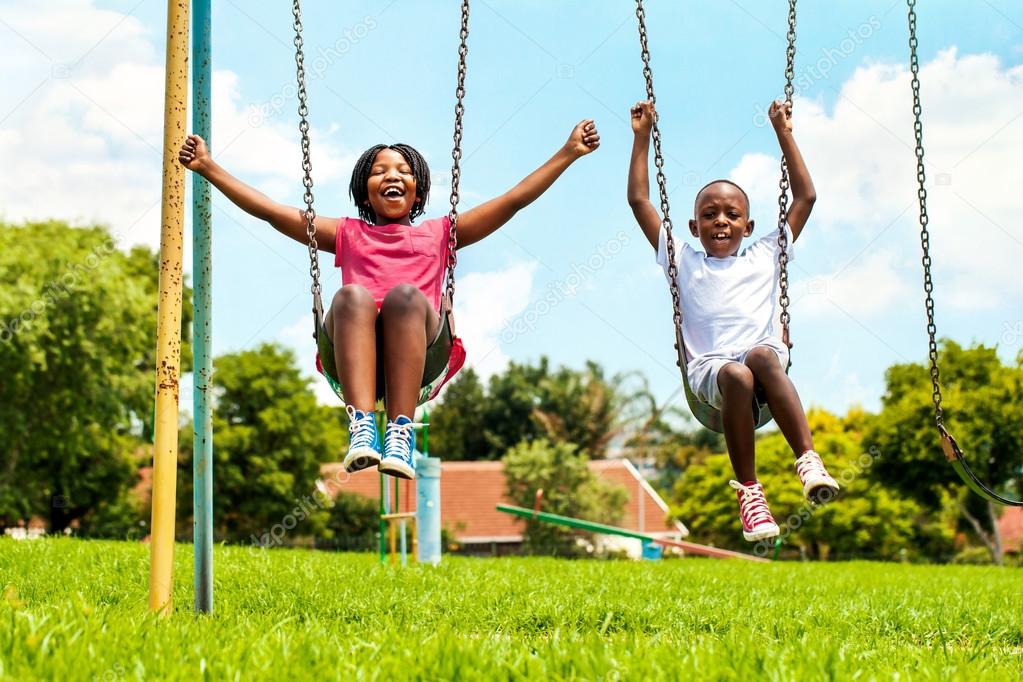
(327, 285), (378, 411)
(745, 345), (838, 503)
(378, 284), (441, 420)
(717, 362), (758, 483)
(743, 346), (813, 454)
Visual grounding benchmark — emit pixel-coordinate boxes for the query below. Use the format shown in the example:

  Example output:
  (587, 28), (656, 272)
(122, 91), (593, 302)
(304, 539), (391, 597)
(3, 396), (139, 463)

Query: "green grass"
(0, 539), (1020, 681)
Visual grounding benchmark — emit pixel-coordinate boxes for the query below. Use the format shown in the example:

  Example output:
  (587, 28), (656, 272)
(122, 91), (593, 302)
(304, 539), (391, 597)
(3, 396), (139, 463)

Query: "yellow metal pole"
(149, 0), (189, 615)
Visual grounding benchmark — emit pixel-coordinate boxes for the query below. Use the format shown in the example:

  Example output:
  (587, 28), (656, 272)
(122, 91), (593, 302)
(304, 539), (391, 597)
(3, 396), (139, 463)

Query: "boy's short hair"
(694, 179), (751, 217)
(349, 143), (431, 224)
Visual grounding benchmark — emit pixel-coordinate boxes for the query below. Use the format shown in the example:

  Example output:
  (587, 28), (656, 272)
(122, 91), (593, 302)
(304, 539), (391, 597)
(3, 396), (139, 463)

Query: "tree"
(430, 357), (646, 460)
(0, 221), (191, 532)
(503, 438), (629, 556)
(427, 368), (488, 460)
(864, 341), (1023, 564)
(176, 343), (347, 544)
(671, 410), (951, 560)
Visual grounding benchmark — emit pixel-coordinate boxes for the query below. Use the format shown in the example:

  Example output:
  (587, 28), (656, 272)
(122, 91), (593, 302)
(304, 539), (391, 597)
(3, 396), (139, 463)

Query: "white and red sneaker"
(795, 450), (840, 505)
(728, 480), (780, 542)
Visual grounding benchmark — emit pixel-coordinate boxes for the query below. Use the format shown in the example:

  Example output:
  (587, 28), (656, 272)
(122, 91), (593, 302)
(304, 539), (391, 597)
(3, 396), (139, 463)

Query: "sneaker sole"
(379, 458), (415, 480)
(742, 523), (780, 542)
(803, 478), (840, 505)
(343, 447), (381, 473)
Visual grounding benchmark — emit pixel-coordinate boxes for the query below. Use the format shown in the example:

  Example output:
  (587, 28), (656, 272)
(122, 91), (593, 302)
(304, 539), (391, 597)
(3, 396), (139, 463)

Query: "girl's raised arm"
(454, 120), (599, 248)
(179, 134), (340, 253)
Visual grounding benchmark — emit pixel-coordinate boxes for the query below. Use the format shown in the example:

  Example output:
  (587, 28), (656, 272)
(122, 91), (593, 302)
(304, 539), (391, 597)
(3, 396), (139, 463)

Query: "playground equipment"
(636, 0), (797, 434)
(150, 0), (215, 616)
(379, 410), (443, 566)
(903, 0), (1021, 507)
(496, 504), (767, 563)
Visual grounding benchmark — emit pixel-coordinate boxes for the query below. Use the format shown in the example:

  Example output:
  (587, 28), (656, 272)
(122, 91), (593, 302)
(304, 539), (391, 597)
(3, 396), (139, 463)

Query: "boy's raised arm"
(769, 101), (816, 241)
(627, 101), (663, 251)
(454, 120), (599, 249)
(179, 134), (340, 253)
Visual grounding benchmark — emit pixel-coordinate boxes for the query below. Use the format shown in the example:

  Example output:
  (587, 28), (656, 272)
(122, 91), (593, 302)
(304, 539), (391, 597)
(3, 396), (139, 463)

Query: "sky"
(1, 0), (1021, 422)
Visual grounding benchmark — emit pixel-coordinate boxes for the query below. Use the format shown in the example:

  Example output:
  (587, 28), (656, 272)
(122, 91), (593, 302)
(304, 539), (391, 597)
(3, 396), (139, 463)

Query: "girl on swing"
(628, 99), (839, 542)
(179, 120), (600, 480)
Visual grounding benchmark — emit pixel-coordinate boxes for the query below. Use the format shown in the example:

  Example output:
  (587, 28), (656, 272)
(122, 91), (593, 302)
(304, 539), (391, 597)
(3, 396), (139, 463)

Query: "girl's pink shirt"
(334, 216), (450, 311)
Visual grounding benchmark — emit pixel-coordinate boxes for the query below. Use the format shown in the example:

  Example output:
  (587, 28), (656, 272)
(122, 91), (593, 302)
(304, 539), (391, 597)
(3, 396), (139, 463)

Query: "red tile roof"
(999, 506), (1022, 553)
(320, 458), (687, 543)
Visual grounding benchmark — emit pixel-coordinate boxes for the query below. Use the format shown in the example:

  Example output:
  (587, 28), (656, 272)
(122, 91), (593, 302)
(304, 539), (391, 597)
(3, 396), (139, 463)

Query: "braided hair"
(349, 143), (431, 224)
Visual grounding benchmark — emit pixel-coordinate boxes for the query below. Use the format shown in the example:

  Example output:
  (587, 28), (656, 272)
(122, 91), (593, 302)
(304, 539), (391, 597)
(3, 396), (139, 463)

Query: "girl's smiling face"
(364, 148), (419, 225)
(689, 182), (754, 257)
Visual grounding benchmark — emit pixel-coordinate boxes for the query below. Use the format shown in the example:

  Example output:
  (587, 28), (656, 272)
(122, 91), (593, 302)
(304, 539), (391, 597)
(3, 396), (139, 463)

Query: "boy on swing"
(628, 99), (839, 542)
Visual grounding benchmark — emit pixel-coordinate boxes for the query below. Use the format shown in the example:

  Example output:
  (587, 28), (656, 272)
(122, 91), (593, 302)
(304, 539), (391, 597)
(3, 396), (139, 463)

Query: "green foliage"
(0, 221), (191, 532)
(430, 357), (642, 460)
(428, 367), (488, 459)
(2, 539), (1023, 680)
(503, 439), (628, 555)
(318, 492), (379, 552)
(176, 343), (346, 544)
(672, 410), (951, 560)
(865, 341), (1023, 562)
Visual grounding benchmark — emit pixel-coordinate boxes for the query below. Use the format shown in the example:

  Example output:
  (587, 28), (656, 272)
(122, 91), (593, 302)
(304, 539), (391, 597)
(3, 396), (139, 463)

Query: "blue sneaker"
(379, 415), (420, 480)
(343, 406), (381, 473)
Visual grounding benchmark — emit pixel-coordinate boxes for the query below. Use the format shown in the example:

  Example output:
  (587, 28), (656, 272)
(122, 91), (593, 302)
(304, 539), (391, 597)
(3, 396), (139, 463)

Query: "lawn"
(0, 538), (1020, 681)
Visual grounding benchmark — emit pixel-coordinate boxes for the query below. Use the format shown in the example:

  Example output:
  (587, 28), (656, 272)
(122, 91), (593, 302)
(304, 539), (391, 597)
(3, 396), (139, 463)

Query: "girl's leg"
(327, 285), (378, 411)
(718, 362), (757, 482)
(378, 284), (440, 419)
(744, 346), (813, 455)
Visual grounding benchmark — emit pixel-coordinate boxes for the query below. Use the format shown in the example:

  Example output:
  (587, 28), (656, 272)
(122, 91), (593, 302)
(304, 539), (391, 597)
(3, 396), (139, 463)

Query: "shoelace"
(795, 451), (831, 482)
(728, 480), (774, 528)
(384, 419), (424, 463)
(346, 405), (377, 447)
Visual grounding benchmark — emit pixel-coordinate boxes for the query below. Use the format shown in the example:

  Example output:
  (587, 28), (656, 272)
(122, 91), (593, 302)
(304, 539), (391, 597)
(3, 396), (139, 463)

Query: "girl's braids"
(349, 143), (431, 224)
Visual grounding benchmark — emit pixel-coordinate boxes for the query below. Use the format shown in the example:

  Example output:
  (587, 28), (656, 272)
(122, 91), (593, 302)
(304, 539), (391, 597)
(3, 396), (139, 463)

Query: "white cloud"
(0, 0), (354, 254)
(729, 48), (1023, 313)
(795, 250), (911, 319)
(452, 261), (538, 379)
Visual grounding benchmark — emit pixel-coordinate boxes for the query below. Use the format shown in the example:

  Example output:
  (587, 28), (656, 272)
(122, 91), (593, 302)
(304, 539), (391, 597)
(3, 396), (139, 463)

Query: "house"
(319, 458), (687, 556)
(999, 506), (1022, 555)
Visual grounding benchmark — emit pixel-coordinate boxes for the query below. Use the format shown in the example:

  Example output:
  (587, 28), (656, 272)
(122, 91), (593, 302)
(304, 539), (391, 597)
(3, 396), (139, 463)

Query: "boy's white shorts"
(687, 338), (791, 410)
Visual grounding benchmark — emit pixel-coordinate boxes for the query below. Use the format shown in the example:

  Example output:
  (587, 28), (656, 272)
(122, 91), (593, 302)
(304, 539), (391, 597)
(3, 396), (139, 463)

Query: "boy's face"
(689, 182), (754, 257)
(364, 148), (419, 224)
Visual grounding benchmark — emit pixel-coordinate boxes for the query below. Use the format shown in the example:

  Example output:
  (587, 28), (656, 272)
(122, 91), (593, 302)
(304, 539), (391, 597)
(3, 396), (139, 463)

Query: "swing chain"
(445, 0), (470, 308)
(907, 0), (944, 426)
(292, 0), (323, 335)
(635, 0), (682, 347)
(776, 0), (797, 346)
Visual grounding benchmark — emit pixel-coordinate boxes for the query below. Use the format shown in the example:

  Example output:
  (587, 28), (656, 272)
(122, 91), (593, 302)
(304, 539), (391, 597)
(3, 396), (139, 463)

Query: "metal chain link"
(775, 0), (797, 350)
(907, 0), (945, 427)
(635, 0), (682, 358)
(445, 0), (470, 307)
(292, 0), (323, 336)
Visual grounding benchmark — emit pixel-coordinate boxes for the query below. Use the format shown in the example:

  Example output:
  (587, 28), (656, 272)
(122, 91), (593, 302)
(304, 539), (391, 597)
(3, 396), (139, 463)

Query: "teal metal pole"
(191, 0), (214, 615)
